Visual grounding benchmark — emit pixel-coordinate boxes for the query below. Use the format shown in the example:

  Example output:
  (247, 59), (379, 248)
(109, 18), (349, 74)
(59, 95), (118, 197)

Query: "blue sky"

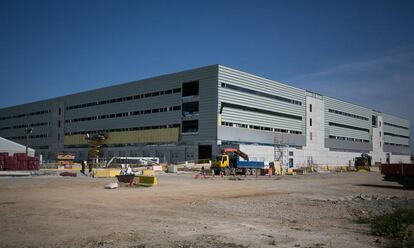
(1, 0), (413, 150)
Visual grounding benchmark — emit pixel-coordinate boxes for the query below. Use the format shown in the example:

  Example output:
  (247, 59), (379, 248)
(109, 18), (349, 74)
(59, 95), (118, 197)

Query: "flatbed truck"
(381, 163), (414, 189)
(211, 148), (266, 175)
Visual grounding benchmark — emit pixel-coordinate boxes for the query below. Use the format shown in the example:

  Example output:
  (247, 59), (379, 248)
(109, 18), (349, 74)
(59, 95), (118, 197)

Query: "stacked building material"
(15, 153), (28, 170)
(0, 152), (7, 170)
(5, 156), (17, 171)
(0, 152), (40, 171)
(27, 156), (40, 170)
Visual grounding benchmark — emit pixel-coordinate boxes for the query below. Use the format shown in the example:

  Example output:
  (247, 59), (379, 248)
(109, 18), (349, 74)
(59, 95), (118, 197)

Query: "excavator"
(212, 148), (265, 175)
(355, 153), (372, 172)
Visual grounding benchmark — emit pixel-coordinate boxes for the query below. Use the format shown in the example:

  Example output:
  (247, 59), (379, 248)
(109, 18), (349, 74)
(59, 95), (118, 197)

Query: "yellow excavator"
(355, 153), (371, 172)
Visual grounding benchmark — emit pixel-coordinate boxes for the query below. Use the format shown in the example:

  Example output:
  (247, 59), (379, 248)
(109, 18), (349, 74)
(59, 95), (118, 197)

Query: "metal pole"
(25, 132), (28, 156)
(24, 128), (33, 156)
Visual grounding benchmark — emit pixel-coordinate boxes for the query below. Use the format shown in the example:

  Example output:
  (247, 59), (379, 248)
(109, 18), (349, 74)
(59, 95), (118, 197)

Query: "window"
(182, 120), (199, 133)
(182, 102), (199, 116)
(372, 115), (377, 127)
(221, 102), (302, 120)
(310, 118), (312, 126)
(289, 151), (294, 156)
(309, 104), (312, 112)
(58, 120), (61, 128)
(182, 81), (199, 97)
(310, 132), (313, 140)
(59, 108), (61, 115)
(328, 122), (370, 133)
(328, 109), (369, 121)
(221, 82), (302, 106)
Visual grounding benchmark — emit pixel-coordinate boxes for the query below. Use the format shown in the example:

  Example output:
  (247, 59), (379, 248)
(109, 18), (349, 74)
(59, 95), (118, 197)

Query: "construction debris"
(104, 182), (119, 189)
(59, 172), (77, 177)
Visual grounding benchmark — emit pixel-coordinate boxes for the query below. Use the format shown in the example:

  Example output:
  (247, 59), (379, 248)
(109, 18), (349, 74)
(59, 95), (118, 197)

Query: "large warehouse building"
(0, 65), (411, 166)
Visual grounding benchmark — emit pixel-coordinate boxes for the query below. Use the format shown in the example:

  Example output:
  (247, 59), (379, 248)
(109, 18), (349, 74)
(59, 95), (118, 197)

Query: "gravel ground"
(0, 171), (413, 248)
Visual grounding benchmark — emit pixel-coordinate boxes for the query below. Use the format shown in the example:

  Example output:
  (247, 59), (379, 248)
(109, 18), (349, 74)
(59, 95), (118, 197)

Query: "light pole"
(24, 127), (33, 156)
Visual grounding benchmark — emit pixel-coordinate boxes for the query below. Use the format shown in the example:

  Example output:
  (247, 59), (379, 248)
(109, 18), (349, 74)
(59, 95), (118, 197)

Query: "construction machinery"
(212, 148), (265, 175)
(355, 153), (372, 172)
(85, 133), (107, 164)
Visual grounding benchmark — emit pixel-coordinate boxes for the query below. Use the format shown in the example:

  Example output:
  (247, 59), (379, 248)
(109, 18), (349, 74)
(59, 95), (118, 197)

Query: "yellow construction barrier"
(273, 161), (282, 175)
(285, 168), (297, 175)
(142, 169), (155, 176)
(93, 169), (121, 178)
(138, 175), (157, 186)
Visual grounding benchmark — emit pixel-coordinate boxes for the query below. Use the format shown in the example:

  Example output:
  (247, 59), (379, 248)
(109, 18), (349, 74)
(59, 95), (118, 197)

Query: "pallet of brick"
(5, 157), (17, 171)
(18, 161), (28, 170)
(27, 160), (33, 170)
(27, 160), (39, 170)
(27, 157), (40, 170)
(0, 153), (6, 170)
(0, 154), (5, 167)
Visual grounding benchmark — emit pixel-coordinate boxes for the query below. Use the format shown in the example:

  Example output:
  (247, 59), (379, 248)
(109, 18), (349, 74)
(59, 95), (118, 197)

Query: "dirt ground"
(1, 171), (413, 248)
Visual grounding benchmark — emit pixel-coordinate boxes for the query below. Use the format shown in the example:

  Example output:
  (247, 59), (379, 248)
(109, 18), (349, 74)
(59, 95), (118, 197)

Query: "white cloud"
(286, 45), (414, 151)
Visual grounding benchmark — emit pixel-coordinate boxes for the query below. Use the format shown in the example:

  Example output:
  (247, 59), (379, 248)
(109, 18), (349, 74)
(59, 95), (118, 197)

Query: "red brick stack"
(0, 152), (40, 171)
(5, 156), (17, 171)
(0, 152), (7, 170)
(15, 153), (28, 170)
(27, 156), (40, 170)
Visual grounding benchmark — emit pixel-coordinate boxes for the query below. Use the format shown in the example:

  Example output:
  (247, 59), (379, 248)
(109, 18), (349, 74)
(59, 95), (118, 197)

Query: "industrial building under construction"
(0, 65), (411, 166)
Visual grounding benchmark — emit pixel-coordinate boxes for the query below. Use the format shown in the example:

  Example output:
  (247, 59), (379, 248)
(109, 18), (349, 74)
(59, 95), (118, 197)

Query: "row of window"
(66, 88), (181, 110)
(328, 122), (370, 133)
(65, 105), (181, 123)
(0, 122), (50, 131)
(328, 135), (369, 143)
(6, 134), (49, 140)
(65, 123), (181, 136)
(221, 102), (303, 121)
(384, 132), (410, 139)
(221, 121), (303, 134)
(32, 146), (49, 150)
(221, 82), (302, 106)
(384, 142), (410, 148)
(384, 122), (409, 130)
(328, 109), (369, 121)
(0, 109), (50, 121)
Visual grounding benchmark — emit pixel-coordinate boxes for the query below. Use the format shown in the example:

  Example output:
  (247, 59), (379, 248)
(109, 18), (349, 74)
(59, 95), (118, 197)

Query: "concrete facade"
(0, 65), (410, 165)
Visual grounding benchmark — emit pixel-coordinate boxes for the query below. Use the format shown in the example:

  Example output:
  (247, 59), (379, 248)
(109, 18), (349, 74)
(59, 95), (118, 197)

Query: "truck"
(380, 163), (414, 189)
(211, 148), (266, 175)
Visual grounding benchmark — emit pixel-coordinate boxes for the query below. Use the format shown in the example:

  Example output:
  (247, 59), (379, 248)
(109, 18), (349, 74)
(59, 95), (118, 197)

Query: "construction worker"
(81, 161), (86, 175)
(88, 161), (92, 176)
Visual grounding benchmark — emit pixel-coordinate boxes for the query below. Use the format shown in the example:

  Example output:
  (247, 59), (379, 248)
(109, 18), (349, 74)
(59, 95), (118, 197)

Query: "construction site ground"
(1, 171), (413, 248)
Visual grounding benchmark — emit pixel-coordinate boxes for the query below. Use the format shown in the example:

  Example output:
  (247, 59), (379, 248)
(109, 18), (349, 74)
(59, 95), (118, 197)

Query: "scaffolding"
(85, 133), (107, 164)
(274, 134), (289, 168)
